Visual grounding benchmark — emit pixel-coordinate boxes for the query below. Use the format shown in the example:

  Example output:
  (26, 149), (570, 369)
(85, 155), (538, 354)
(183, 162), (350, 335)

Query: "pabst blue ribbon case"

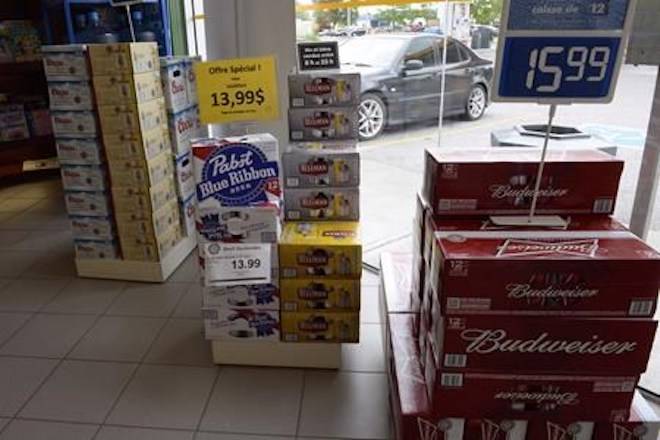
(288, 73), (360, 107)
(289, 107), (359, 141)
(428, 219), (660, 317)
(284, 187), (360, 221)
(422, 149), (623, 215)
(196, 202), (280, 244)
(202, 307), (280, 341)
(282, 149), (360, 188)
(192, 134), (281, 209)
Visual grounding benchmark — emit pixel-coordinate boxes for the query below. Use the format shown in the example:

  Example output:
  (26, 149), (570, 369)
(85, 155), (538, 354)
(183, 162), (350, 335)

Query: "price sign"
(493, 0), (637, 103)
(195, 55), (279, 124)
(204, 243), (271, 287)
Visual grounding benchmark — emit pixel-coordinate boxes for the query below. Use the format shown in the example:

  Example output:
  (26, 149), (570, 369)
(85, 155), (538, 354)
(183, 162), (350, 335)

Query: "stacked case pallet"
(88, 42), (182, 262)
(160, 55), (205, 239)
(42, 44), (120, 260)
(280, 72), (362, 343)
(192, 134), (283, 342)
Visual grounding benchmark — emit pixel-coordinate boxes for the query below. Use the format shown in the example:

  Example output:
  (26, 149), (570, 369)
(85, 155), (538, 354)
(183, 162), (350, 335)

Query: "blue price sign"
(493, 0), (637, 104)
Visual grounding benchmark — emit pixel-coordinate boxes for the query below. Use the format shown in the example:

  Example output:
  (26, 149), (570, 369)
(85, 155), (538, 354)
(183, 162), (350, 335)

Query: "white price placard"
(204, 243), (271, 287)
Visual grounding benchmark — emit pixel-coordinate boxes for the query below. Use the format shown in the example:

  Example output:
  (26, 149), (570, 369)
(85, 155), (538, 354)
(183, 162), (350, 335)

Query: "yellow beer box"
(103, 127), (171, 162)
(88, 42), (159, 76)
(115, 201), (180, 245)
(111, 177), (177, 214)
(108, 151), (172, 188)
(279, 222), (361, 278)
(120, 222), (181, 262)
(93, 70), (163, 106)
(281, 312), (359, 343)
(98, 97), (166, 135)
(280, 278), (360, 312)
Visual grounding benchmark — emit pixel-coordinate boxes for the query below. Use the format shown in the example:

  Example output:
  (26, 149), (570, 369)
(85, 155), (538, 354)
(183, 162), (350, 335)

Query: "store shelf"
(75, 235), (197, 282)
(0, 60), (44, 76)
(0, 136), (57, 179)
(211, 340), (341, 369)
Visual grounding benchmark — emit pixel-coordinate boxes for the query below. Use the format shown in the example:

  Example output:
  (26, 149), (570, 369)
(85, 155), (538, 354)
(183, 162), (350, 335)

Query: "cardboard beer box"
(115, 201), (180, 245)
(203, 282), (280, 310)
(56, 138), (104, 165)
(174, 151), (195, 200)
(70, 215), (115, 241)
(289, 73), (360, 107)
(179, 194), (196, 238)
(51, 110), (98, 138)
(289, 107), (359, 141)
(103, 127), (171, 163)
(290, 140), (357, 151)
(196, 202), (280, 244)
(47, 81), (94, 110)
(92, 70), (162, 106)
(422, 148), (623, 215)
(160, 57), (188, 113)
(380, 252), (416, 316)
(280, 278), (360, 312)
(98, 98), (166, 135)
(284, 187), (360, 221)
(428, 217), (660, 317)
(192, 134), (281, 209)
(168, 105), (201, 155)
(281, 311), (359, 343)
(60, 164), (108, 191)
(279, 222), (362, 279)
(121, 222), (181, 261)
(184, 56), (200, 106)
(88, 42), (159, 76)
(202, 307), (280, 341)
(108, 151), (173, 188)
(111, 177), (177, 214)
(74, 239), (119, 260)
(282, 149), (360, 188)
(41, 44), (90, 81)
(64, 191), (113, 217)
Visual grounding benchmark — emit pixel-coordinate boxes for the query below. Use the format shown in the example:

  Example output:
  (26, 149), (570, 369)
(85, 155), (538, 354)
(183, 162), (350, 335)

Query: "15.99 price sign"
(195, 56), (279, 124)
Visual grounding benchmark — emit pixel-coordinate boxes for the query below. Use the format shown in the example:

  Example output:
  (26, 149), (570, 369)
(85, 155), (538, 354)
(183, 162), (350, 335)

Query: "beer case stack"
(191, 134), (283, 342)
(279, 72), (362, 343)
(43, 44), (120, 260)
(383, 148), (660, 440)
(160, 55), (205, 239)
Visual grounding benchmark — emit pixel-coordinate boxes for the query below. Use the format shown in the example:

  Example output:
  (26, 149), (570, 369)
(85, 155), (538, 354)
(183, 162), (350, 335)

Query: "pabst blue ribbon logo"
(197, 143), (279, 206)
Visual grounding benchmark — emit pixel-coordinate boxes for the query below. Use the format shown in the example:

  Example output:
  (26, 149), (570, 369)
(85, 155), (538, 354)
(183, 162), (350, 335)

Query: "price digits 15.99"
(526, 46), (611, 93)
(211, 88), (265, 108)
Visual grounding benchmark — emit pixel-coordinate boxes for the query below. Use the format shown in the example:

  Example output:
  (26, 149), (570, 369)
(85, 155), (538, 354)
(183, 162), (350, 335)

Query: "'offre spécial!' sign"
(195, 55), (279, 124)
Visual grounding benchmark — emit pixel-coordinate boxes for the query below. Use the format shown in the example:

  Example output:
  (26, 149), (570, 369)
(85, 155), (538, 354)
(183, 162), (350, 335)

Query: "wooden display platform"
(211, 340), (341, 369)
(76, 236), (197, 283)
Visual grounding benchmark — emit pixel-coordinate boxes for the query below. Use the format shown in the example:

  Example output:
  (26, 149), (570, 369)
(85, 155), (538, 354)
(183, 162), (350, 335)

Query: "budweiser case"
(192, 134), (281, 209)
(428, 218), (660, 317)
(289, 107), (359, 142)
(288, 73), (360, 107)
(422, 149), (623, 215)
(284, 187), (360, 221)
(282, 149), (360, 188)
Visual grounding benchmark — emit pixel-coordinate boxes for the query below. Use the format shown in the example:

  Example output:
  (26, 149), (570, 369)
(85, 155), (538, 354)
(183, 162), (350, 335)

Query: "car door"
(436, 38), (473, 114)
(400, 37), (441, 121)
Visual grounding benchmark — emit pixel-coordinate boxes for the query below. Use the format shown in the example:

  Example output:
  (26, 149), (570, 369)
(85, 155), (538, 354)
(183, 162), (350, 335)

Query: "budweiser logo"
(301, 197), (329, 208)
(506, 284), (598, 301)
(497, 239), (599, 258)
(489, 184), (568, 200)
(494, 387), (579, 406)
(460, 329), (638, 355)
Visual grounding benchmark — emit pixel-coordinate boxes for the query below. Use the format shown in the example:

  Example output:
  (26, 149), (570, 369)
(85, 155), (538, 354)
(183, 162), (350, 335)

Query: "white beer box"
(51, 110), (98, 138)
(104, 127), (171, 162)
(41, 44), (90, 81)
(289, 107), (359, 142)
(74, 239), (119, 260)
(56, 138), (104, 165)
(168, 105), (201, 155)
(160, 57), (188, 113)
(174, 150), (195, 200)
(202, 307), (280, 341)
(289, 140), (357, 151)
(289, 73), (360, 107)
(179, 194), (196, 237)
(203, 281), (280, 310)
(185, 56), (200, 106)
(196, 202), (280, 244)
(47, 81), (94, 110)
(60, 164), (108, 191)
(284, 187), (359, 221)
(283, 149), (360, 188)
(64, 191), (113, 217)
(70, 215), (115, 241)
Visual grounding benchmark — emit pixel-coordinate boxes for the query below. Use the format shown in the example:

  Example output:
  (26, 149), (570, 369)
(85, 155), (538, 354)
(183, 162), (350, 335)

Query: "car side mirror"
(403, 59), (424, 74)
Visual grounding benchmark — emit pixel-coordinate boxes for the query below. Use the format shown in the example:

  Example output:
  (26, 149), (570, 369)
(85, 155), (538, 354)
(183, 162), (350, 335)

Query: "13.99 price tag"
(195, 55), (280, 124)
(204, 243), (271, 287)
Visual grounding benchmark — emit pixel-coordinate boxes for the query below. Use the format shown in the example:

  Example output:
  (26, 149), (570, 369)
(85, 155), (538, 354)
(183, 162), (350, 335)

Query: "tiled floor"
(0, 177), (391, 440)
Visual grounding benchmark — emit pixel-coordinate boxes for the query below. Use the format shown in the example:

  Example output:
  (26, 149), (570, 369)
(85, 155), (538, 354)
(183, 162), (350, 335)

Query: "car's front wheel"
(464, 84), (487, 121)
(358, 93), (386, 141)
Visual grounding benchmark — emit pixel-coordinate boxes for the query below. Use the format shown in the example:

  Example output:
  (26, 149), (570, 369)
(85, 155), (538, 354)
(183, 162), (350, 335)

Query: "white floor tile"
(69, 316), (166, 362)
(172, 285), (202, 319)
(25, 249), (77, 279)
(1, 212), (70, 231)
(169, 255), (200, 283)
(42, 279), (126, 315)
(298, 371), (390, 439)
(196, 434), (293, 440)
(0, 230), (32, 248)
(145, 319), (213, 367)
(360, 285), (381, 324)
(2, 230), (72, 252)
(199, 367), (303, 436)
(96, 426), (194, 440)
(20, 360), (135, 423)
(0, 251), (40, 278)
(362, 271), (380, 286)
(106, 283), (189, 317)
(0, 312), (31, 345)
(341, 324), (385, 373)
(107, 364), (217, 430)
(0, 357), (58, 417)
(0, 279), (70, 312)
(0, 198), (39, 213)
(0, 419), (97, 440)
(0, 418), (8, 431)
(0, 314), (96, 358)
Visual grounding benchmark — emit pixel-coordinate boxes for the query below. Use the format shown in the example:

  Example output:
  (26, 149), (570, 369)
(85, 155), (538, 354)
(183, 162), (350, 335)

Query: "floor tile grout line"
(193, 366), (223, 432)
(0, 311), (37, 352)
(294, 369), (308, 437)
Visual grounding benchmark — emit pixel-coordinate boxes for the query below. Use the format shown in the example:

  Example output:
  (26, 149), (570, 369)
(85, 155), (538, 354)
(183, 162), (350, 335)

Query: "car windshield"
(340, 37), (407, 68)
